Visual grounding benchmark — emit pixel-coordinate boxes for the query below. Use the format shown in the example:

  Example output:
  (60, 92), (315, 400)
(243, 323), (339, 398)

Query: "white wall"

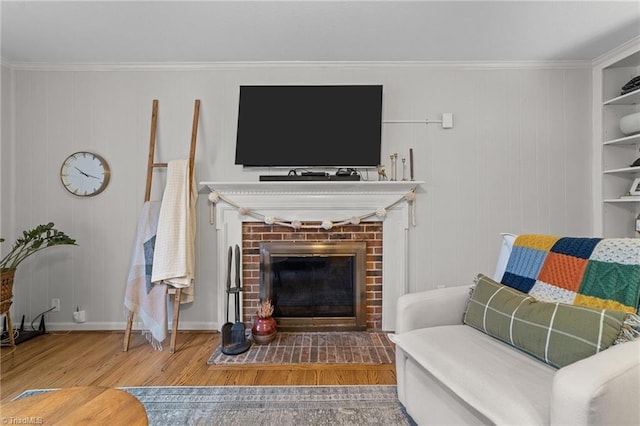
(1, 62), (592, 331)
(1, 65), (9, 239)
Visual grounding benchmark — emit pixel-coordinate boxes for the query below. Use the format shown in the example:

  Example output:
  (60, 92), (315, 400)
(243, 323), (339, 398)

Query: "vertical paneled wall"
(0, 63), (592, 330)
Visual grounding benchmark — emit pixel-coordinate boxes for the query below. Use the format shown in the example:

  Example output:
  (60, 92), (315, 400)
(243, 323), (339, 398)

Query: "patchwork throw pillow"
(464, 274), (633, 369)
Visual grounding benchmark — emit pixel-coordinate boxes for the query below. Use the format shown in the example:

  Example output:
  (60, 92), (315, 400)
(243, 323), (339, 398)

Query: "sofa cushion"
(464, 274), (629, 368)
(393, 325), (555, 425)
(502, 234), (640, 313)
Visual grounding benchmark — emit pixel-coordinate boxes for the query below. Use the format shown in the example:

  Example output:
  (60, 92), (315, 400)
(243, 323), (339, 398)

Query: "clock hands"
(74, 166), (89, 177)
(74, 166), (101, 180)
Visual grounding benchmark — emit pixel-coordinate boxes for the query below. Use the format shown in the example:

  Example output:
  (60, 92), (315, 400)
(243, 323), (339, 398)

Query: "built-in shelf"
(597, 40), (640, 237)
(604, 88), (640, 106)
(605, 197), (640, 203)
(604, 134), (640, 146)
(603, 166), (640, 175)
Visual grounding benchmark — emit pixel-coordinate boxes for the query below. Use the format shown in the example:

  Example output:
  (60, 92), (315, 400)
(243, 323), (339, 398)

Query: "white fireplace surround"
(200, 181), (422, 331)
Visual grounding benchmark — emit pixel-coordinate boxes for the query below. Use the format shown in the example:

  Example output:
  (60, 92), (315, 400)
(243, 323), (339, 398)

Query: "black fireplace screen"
(270, 256), (355, 317)
(260, 241), (367, 331)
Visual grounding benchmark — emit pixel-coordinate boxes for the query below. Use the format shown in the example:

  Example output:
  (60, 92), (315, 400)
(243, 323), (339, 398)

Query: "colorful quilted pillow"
(464, 274), (634, 368)
(500, 235), (640, 314)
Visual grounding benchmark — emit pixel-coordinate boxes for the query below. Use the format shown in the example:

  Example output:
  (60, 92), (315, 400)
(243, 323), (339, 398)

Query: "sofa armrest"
(551, 339), (640, 425)
(394, 286), (471, 334)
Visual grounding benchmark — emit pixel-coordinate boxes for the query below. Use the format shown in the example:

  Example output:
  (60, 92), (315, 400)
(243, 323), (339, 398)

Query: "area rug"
(207, 332), (395, 365)
(17, 385), (416, 425)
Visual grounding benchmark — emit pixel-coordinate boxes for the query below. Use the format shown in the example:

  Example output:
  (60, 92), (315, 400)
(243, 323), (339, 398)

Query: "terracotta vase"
(251, 316), (277, 345)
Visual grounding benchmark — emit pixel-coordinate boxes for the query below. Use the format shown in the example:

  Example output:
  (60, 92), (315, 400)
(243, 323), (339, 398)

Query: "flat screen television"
(235, 85), (383, 167)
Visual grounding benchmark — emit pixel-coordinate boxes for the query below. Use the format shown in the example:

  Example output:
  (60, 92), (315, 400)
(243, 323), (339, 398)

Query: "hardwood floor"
(0, 331), (396, 404)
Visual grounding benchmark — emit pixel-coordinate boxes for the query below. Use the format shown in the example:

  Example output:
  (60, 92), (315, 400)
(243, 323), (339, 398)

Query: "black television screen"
(235, 85), (383, 167)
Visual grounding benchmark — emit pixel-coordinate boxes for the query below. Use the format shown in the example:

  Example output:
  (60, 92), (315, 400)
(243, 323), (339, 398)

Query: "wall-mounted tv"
(234, 85), (383, 168)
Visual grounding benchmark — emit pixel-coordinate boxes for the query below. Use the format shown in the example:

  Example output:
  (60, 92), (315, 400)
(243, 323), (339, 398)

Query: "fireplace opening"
(260, 241), (367, 331)
(271, 256), (355, 317)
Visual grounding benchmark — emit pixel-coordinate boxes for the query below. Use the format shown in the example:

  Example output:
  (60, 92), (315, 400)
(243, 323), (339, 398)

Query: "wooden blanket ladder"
(123, 99), (200, 353)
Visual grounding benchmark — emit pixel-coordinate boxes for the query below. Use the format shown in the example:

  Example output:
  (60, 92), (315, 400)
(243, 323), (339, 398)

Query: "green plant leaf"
(1, 223), (76, 270)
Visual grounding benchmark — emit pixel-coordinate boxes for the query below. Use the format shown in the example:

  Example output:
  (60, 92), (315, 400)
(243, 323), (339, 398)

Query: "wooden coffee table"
(2, 386), (148, 425)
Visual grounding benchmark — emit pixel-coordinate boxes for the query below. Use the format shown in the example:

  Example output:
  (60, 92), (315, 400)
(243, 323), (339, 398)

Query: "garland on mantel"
(207, 188), (417, 229)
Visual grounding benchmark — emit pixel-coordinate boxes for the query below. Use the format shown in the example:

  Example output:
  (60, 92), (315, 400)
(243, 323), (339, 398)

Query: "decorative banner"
(207, 188), (417, 228)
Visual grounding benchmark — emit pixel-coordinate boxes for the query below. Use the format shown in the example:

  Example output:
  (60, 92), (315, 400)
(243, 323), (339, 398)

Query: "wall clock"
(60, 151), (111, 197)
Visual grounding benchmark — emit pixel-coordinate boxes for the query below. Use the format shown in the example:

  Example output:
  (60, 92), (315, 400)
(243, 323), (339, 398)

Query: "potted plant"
(251, 298), (277, 345)
(1, 223), (76, 316)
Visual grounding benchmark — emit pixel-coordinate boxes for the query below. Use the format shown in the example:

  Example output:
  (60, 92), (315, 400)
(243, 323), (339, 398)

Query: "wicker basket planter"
(1, 223), (75, 314)
(1, 268), (15, 315)
(1, 224), (75, 348)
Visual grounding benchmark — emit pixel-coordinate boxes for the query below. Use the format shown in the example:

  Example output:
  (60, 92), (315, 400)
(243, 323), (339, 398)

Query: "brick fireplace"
(241, 222), (383, 330)
(201, 181), (419, 332)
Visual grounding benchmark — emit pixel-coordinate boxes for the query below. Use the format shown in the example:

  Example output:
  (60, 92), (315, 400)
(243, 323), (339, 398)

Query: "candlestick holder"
(409, 148), (414, 181)
(390, 153), (398, 181)
(402, 158), (407, 181)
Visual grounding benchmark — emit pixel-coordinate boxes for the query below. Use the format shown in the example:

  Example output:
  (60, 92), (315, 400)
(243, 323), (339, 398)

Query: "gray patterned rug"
(208, 332), (395, 365)
(17, 385), (415, 425)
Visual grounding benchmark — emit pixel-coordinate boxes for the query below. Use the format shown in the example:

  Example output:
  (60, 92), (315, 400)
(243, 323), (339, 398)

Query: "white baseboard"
(42, 321), (220, 332)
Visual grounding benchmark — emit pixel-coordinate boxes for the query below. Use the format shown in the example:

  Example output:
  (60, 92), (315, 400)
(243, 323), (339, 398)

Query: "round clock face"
(60, 152), (111, 197)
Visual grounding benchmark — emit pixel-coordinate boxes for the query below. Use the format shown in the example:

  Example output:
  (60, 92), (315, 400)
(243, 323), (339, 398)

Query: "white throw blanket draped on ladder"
(124, 159), (196, 349)
(152, 159), (197, 303)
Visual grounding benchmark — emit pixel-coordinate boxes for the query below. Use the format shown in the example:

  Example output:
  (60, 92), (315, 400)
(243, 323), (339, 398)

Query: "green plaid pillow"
(464, 274), (627, 368)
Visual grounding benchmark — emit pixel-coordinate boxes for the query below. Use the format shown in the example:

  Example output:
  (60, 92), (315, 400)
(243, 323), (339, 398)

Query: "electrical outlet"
(51, 298), (60, 312)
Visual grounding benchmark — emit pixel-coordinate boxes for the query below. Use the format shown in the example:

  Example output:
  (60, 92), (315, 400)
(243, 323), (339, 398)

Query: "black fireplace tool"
(221, 245), (251, 355)
(220, 246), (233, 350)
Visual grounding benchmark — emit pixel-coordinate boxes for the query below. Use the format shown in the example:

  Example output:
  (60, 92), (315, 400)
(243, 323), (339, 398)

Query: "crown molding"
(592, 36), (640, 68)
(1, 59), (592, 72)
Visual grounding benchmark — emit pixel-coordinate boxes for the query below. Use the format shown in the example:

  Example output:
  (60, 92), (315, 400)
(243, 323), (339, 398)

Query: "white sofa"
(391, 235), (640, 425)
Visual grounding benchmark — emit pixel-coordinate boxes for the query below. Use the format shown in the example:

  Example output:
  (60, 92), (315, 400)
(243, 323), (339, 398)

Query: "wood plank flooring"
(0, 331), (396, 404)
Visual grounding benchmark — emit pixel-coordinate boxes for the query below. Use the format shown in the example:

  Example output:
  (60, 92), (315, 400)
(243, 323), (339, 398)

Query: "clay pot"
(251, 316), (277, 345)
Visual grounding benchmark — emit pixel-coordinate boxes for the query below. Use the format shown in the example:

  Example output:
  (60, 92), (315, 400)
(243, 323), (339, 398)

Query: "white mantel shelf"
(199, 180), (423, 194)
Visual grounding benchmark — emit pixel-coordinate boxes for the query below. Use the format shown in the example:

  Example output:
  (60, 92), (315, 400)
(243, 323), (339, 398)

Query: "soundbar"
(259, 175), (361, 182)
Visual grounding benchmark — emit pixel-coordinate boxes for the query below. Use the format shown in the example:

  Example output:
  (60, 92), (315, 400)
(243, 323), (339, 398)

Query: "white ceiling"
(1, 1), (639, 64)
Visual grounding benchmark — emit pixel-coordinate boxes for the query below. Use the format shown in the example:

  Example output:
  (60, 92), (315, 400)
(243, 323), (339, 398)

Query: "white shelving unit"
(594, 38), (640, 237)
(604, 89), (640, 106)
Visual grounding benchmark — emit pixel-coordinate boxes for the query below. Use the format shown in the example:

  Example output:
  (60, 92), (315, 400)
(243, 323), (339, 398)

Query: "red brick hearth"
(241, 222), (383, 330)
